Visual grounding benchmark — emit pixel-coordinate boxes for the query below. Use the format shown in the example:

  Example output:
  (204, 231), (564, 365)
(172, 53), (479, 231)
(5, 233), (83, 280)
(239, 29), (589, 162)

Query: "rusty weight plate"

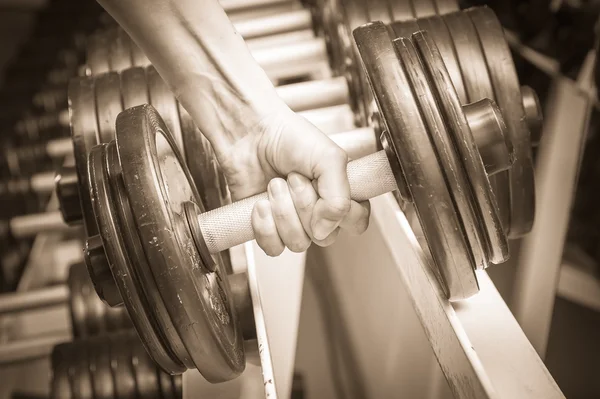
(467, 6), (535, 238)
(88, 143), (186, 374)
(442, 10), (512, 234)
(414, 31), (509, 266)
(353, 22), (479, 299)
(400, 30), (486, 271)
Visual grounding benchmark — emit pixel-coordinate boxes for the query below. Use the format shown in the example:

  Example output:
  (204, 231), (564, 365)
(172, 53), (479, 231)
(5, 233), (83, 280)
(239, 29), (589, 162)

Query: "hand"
(216, 104), (371, 256)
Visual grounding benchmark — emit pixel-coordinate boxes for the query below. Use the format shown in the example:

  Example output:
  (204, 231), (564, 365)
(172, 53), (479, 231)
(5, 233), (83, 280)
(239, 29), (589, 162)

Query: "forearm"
(96, 0), (287, 154)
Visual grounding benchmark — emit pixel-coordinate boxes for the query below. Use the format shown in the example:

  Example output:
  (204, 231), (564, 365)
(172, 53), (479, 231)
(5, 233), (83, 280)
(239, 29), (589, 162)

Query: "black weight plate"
(88, 143), (185, 374)
(121, 67), (150, 110)
(415, 15), (468, 103)
(467, 7), (535, 238)
(115, 104), (244, 381)
(67, 263), (87, 337)
(414, 31), (508, 266)
(86, 32), (110, 76)
(69, 77), (99, 237)
(353, 22), (478, 299)
(110, 334), (136, 399)
(105, 140), (192, 367)
(443, 11), (511, 233)
(399, 31), (485, 271)
(50, 344), (73, 399)
(131, 335), (160, 399)
(108, 27), (134, 72)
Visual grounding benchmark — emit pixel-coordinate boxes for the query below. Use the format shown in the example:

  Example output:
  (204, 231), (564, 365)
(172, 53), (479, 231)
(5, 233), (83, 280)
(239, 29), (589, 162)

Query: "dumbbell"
(0, 263), (131, 338)
(85, 25), (516, 381)
(50, 331), (182, 399)
(0, 266), (255, 367)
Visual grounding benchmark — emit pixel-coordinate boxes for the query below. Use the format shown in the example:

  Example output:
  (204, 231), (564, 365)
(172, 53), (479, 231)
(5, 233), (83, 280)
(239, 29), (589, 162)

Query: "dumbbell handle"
(0, 333), (71, 365)
(5, 211), (71, 239)
(198, 150), (396, 253)
(0, 285), (68, 315)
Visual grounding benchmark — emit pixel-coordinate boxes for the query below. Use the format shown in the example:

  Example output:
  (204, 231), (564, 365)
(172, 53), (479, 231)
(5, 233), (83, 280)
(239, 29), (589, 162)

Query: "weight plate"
(110, 334), (136, 399)
(105, 140), (192, 366)
(115, 105), (244, 381)
(178, 103), (224, 211)
(354, 22), (478, 299)
(129, 32), (152, 67)
(89, 337), (114, 399)
(414, 31), (508, 266)
(68, 77), (99, 236)
(88, 144), (185, 374)
(412, 0), (436, 18)
(341, 0), (371, 126)
(434, 0), (459, 15)
(67, 263), (87, 337)
(71, 341), (93, 399)
(442, 11), (511, 233)
(121, 67), (150, 109)
(400, 31), (486, 271)
(320, 0), (346, 74)
(108, 27), (134, 72)
(95, 72), (123, 144)
(131, 335), (160, 399)
(79, 263), (105, 336)
(50, 344), (73, 399)
(415, 15), (468, 103)
(388, 0), (414, 20)
(86, 32), (110, 76)
(147, 66), (185, 152)
(158, 368), (176, 399)
(366, 0), (393, 23)
(172, 375), (183, 399)
(467, 7), (535, 237)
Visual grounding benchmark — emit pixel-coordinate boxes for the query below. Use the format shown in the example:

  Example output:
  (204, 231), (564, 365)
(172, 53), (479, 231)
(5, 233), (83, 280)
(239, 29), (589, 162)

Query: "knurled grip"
(197, 150), (397, 253)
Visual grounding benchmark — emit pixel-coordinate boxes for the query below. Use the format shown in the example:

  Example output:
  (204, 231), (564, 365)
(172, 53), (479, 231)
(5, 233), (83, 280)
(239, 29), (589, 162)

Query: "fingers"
(267, 178), (311, 253)
(310, 146), (352, 240)
(251, 200), (284, 257)
(252, 173), (371, 256)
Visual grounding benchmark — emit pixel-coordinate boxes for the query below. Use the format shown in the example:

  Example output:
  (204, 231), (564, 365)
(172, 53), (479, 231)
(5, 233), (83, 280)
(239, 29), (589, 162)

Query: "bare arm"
(96, 0), (286, 155)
